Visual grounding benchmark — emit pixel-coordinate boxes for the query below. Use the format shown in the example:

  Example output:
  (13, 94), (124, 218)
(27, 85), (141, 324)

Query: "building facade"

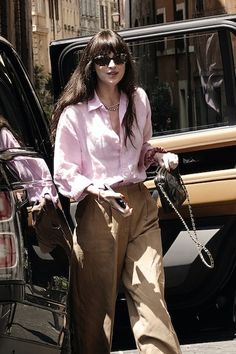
(126, 0), (236, 28)
(32, 0), (121, 74)
(0, 0), (33, 79)
(79, 0), (100, 36)
(129, 0), (155, 27)
(32, 0), (81, 73)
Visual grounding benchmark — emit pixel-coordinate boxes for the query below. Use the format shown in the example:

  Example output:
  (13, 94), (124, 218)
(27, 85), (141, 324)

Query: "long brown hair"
(51, 29), (137, 144)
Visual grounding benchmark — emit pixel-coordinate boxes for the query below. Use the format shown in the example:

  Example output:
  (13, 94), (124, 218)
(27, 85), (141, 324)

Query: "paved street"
(112, 339), (236, 353)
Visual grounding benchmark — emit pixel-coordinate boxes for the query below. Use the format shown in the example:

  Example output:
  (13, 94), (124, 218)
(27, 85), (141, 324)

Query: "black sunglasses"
(93, 53), (127, 66)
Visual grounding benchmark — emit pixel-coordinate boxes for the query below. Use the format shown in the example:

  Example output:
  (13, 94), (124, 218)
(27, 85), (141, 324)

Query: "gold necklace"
(103, 102), (120, 111)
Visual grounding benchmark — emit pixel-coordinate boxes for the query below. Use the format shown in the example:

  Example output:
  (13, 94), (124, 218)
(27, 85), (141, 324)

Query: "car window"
(55, 24), (236, 137)
(131, 31), (229, 135)
(0, 51), (32, 145)
(0, 48), (51, 157)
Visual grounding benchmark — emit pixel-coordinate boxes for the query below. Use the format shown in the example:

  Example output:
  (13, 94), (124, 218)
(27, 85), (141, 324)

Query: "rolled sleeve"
(53, 109), (92, 201)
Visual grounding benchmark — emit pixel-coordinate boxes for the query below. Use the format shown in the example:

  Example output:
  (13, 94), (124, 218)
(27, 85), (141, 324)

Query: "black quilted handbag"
(154, 166), (214, 269)
(154, 166), (186, 213)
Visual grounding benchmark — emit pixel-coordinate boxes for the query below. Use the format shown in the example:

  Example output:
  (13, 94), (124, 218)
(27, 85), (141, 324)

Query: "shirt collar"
(88, 92), (103, 112)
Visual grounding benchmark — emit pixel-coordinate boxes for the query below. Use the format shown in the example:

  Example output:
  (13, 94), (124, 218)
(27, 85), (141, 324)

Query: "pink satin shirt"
(54, 87), (159, 202)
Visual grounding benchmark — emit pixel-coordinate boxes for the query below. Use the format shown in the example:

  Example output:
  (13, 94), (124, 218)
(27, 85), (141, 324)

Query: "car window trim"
(53, 15), (236, 93)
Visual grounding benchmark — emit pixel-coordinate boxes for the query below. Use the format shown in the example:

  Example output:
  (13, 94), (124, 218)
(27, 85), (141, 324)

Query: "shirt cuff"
(71, 176), (93, 201)
(144, 146), (167, 168)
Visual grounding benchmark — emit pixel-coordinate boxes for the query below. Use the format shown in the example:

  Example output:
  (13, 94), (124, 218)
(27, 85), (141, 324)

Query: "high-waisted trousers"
(71, 182), (182, 354)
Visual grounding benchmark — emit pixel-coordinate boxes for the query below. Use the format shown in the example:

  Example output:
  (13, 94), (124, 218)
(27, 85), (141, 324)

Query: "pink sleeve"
(0, 128), (20, 149)
(53, 110), (92, 201)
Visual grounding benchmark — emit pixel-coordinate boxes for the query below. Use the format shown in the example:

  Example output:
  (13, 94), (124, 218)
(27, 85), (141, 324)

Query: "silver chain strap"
(157, 177), (214, 269)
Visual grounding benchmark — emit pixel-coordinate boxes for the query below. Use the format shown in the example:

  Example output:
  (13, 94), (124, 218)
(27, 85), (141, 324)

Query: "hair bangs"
(90, 31), (127, 58)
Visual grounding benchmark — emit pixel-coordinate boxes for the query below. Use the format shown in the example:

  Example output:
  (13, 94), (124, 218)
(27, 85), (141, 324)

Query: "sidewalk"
(181, 340), (236, 353)
(112, 339), (236, 354)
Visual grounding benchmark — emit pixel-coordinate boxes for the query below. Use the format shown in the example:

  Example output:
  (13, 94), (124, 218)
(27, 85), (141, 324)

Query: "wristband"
(145, 147), (167, 166)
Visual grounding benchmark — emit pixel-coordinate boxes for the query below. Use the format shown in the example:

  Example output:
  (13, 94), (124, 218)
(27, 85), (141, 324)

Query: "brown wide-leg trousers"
(71, 182), (181, 354)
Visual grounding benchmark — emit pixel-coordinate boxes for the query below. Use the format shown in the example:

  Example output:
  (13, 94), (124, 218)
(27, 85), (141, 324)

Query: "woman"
(52, 29), (182, 354)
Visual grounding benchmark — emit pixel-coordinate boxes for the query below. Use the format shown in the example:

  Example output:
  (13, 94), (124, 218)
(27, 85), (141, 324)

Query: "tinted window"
(130, 30), (235, 135)
(0, 48), (51, 158)
(0, 51), (35, 145)
(56, 26), (236, 137)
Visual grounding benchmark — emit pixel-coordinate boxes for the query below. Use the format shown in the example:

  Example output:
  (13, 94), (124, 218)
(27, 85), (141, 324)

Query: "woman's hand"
(85, 184), (132, 217)
(99, 189), (133, 217)
(154, 152), (179, 171)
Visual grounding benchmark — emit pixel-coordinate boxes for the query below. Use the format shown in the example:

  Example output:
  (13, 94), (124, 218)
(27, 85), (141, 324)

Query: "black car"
(1, 13), (236, 354)
(0, 37), (72, 353)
